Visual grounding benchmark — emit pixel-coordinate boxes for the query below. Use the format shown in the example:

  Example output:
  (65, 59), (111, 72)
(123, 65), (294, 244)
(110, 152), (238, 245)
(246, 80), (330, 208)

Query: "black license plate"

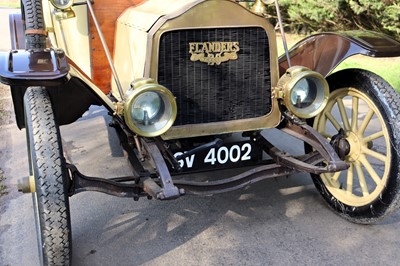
(171, 141), (263, 172)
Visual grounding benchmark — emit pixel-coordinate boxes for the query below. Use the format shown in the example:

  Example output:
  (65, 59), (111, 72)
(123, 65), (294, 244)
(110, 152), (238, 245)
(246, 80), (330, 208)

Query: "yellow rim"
(314, 88), (391, 207)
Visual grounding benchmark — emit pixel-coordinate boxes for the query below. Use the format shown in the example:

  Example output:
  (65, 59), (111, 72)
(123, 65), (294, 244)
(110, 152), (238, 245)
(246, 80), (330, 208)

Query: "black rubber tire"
(21, 0), (46, 49)
(24, 87), (72, 265)
(310, 69), (400, 224)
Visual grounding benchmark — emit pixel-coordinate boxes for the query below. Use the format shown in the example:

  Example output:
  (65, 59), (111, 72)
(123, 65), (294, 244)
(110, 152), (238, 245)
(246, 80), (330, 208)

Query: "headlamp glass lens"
(131, 92), (164, 125)
(55, 0), (68, 6)
(51, 0), (73, 9)
(290, 78), (318, 108)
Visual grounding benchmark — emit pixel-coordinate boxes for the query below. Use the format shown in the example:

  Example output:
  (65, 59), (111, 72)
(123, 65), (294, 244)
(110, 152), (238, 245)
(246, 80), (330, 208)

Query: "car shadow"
(64, 105), (400, 265)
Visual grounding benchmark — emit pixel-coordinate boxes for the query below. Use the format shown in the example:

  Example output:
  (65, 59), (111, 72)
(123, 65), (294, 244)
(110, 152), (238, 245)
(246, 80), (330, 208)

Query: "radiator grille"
(157, 27), (272, 126)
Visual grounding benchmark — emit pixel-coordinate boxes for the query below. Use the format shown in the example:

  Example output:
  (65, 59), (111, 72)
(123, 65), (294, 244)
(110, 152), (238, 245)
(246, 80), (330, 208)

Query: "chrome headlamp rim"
(49, 0), (74, 10)
(280, 66), (329, 119)
(123, 81), (177, 137)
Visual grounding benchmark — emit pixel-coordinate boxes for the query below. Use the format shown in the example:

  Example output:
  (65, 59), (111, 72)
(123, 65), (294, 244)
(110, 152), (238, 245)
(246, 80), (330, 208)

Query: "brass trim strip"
(161, 105), (281, 140)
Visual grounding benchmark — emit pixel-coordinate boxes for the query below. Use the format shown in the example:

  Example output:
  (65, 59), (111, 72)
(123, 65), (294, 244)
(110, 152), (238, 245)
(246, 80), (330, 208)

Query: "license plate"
(171, 141), (263, 172)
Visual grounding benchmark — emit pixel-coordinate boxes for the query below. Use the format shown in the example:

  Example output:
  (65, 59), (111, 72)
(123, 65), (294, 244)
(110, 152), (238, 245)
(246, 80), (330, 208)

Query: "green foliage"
(275, 0), (400, 39)
(0, 1), (20, 8)
(335, 56), (400, 92)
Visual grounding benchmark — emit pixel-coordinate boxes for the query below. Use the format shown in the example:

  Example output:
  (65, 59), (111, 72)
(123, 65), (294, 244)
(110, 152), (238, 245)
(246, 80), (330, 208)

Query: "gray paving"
(1, 7), (400, 266)
(1, 84), (400, 266)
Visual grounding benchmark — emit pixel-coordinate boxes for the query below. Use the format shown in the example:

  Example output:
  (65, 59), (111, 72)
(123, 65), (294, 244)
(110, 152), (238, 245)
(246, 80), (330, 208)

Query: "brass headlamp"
(276, 66), (329, 119)
(49, 0), (76, 20)
(123, 78), (177, 137)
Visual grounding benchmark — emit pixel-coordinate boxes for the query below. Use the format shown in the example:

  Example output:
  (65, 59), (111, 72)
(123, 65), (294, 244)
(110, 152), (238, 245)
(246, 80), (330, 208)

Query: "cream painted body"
(112, 0), (204, 100)
(42, 0), (92, 78)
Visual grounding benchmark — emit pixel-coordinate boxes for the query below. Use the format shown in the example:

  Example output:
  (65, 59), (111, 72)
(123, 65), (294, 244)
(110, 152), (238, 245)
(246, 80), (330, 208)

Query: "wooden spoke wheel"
(311, 69), (400, 224)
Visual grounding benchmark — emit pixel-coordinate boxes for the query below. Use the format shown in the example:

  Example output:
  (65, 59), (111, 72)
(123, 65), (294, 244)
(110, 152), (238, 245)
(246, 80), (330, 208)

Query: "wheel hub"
(17, 175), (36, 193)
(330, 129), (350, 160)
(346, 131), (363, 162)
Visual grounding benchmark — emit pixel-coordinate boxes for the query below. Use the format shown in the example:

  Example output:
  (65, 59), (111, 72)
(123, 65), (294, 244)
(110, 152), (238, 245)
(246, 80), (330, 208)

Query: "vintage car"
(1, 0), (400, 264)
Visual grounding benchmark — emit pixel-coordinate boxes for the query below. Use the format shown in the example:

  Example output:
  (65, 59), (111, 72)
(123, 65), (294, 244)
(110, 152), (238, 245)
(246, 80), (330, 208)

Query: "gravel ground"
(0, 84), (11, 125)
(0, 84), (12, 197)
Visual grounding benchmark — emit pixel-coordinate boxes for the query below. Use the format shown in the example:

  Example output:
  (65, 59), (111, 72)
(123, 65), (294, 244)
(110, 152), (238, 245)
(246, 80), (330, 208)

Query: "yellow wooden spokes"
(359, 155), (382, 186)
(363, 131), (384, 143)
(315, 88), (390, 206)
(351, 97), (359, 131)
(325, 112), (341, 131)
(346, 164), (354, 195)
(354, 161), (369, 196)
(362, 147), (387, 162)
(358, 109), (375, 135)
(337, 98), (351, 131)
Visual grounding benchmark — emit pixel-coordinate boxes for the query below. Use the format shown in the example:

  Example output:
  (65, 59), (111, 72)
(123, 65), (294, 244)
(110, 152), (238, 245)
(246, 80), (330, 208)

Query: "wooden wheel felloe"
(315, 87), (390, 206)
(311, 69), (400, 223)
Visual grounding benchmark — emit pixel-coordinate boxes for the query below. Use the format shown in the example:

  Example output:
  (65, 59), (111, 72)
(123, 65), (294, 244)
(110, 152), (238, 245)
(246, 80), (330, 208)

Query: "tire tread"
(23, 0), (46, 49)
(24, 87), (71, 265)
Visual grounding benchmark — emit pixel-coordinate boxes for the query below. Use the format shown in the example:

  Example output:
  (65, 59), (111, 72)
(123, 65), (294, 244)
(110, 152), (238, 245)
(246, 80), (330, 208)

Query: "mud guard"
(3, 13), (111, 129)
(10, 77), (101, 129)
(9, 12), (25, 50)
(279, 30), (400, 77)
(0, 49), (108, 129)
(0, 49), (70, 86)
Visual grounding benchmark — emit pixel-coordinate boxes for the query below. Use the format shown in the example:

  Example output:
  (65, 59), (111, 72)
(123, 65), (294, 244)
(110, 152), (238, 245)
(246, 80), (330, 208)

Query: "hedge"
(272, 0), (400, 39)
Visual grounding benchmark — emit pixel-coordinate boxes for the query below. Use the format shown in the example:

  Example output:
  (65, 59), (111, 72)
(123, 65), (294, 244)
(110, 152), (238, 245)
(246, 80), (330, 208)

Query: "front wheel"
(312, 69), (400, 224)
(24, 87), (72, 265)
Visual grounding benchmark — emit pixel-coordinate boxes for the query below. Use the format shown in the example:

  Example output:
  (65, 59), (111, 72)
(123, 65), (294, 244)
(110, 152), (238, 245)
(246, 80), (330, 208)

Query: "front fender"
(0, 50), (113, 129)
(0, 49), (70, 86)
(8, 12), (25, 50)
(278, 31), (400, 77)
